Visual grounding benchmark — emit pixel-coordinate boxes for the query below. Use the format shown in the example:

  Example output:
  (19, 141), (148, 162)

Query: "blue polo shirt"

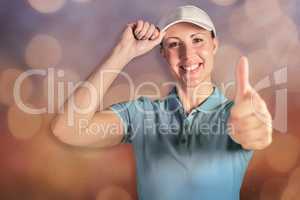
(110, 86), (253, 200)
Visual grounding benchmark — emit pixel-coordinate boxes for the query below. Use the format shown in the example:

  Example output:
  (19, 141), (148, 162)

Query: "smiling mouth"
(180, 63), (204, 73)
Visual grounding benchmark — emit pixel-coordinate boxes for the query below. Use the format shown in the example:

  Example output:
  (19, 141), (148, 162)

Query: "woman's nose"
(179, 44), (197, 60)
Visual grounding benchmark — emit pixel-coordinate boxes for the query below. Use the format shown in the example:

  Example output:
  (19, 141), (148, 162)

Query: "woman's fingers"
(150, 28), (160, 40)
(133, 20), (160, 40)
(134, 20), (144, 36)
(137, 21), (149, 39)
(143, 24), (156, 40)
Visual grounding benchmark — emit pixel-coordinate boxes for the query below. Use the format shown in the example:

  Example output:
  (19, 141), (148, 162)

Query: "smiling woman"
(50, 4), (272, 200)
(161, 23), (218, 94)
(0, 0), (299, 199)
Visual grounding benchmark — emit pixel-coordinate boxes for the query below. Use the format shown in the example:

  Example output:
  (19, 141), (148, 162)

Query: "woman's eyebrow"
(164, 37), (180, 41)
(191, 32), (206, 37)
(164, 32), (207, 41)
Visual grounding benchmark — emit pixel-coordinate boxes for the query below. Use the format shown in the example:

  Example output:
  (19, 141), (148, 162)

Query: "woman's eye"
(193, 38), (204, 43)
(168, 42), (179, 48)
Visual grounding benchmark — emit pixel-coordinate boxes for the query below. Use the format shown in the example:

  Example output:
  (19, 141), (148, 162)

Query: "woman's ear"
(212, 37), (219, 55)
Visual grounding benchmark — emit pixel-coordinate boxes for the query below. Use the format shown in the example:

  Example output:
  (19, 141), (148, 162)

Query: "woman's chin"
(180, 79), (201, 89)
(179, 77), (212, 89)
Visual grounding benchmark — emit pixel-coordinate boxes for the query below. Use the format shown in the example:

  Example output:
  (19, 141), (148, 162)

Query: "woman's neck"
(177, 82), (214, 114)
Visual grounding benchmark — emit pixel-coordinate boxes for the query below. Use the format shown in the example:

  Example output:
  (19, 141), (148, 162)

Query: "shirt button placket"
(181, 120), (189, 144)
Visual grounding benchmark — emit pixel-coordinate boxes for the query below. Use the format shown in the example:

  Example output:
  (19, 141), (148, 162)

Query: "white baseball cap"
(157, 5), (216, 37)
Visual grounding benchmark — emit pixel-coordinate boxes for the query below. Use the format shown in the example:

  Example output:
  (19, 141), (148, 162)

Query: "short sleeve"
(109, 97), (146, 144)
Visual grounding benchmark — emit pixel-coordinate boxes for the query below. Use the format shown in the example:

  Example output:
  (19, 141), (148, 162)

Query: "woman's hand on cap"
(116, 20), (165, 60)
(134, 20), (160, 40)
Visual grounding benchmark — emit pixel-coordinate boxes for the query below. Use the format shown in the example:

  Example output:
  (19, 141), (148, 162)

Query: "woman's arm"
(50, 21), (164, 148)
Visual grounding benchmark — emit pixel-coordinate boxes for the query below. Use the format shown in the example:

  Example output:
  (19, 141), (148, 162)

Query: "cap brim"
(160, 19), (213, 33)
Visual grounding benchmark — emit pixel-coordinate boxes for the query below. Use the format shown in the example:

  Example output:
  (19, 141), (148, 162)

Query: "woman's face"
(161, 22), (218, 89)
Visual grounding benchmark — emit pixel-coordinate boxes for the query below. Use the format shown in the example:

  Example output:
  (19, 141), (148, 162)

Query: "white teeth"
(182, 64), (202, 71)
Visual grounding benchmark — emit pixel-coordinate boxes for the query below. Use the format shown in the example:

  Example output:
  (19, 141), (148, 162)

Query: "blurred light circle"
(7, 104), (43, 140)
(25, 34), (62, 69)
(281, 188), (300, 200)
(0, 68), (34, 106)
(96, 185), (132, 200)
(135, 72), (170, 86)
(244, 0), (282, 28)
(260, 177), (286, 200)
(42, 68), (80, 113)
(265, 134), (300, 173)
(266, 16), (299, 64)
(294, 94), (300, 110)
(43, 157), (87, 193)
(135, 73), (170, 100)
(247, 49), (275, 85)
(279, 43), (300, 68)
(213, 44), (243, 89)
(228, 7), (253, 45)
(247, 150), (266, 171)
(135, 83), (161, 100)
(211, 0), (238, 6)
(131, 55), (171, 84)
(281, 167), (300, 200)
(289, 167), (300, 188)
(103, 83), (132, 108)
(27, 0), (66, 14)
(27, 132), (89, 196)
(288, 66), (300, 92)
(228, 7), (270, 46)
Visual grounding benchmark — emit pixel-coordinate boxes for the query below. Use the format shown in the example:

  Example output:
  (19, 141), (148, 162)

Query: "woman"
(51, 5), (272, 200)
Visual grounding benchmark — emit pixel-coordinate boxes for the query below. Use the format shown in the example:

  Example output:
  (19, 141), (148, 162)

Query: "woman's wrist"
(112, 43), (135, 65)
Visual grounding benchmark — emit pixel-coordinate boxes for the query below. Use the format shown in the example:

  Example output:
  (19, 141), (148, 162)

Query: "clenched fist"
(117, 20), (165, 60)
(229, 57), (273, 150)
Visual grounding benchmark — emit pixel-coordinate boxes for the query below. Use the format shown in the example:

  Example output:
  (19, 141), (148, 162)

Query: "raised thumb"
(235, 56), (251, 102)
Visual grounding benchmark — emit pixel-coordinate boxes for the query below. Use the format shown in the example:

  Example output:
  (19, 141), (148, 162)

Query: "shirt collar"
(166, 86), (228, 113)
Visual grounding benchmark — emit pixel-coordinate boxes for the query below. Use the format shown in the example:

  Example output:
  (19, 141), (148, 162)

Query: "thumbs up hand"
(229, 57), (273, 150)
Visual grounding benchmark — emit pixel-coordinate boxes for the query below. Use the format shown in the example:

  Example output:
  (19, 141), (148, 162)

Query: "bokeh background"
(0, 0), (299, 199)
